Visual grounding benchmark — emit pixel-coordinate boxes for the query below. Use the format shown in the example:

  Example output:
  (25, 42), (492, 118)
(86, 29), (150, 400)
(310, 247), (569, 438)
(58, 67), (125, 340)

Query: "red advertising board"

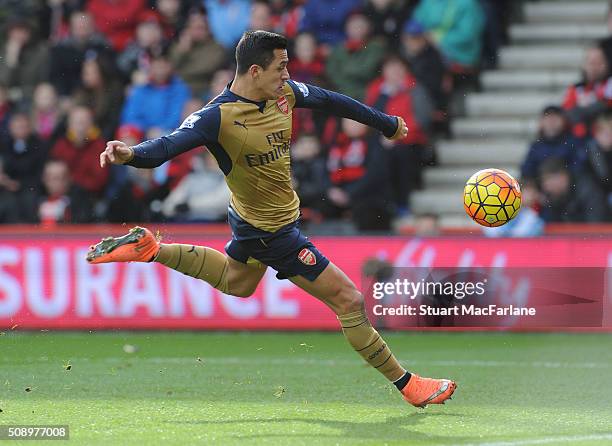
(1, 234), (611, 329)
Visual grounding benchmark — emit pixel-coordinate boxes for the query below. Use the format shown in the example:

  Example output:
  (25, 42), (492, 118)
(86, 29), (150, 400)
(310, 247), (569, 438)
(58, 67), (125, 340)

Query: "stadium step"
(423, 166), (519, 188)
(465, 92), (562, 117)
(436, 140), (529, 166)
(481, 70), (580, 91)
(452, 117), (538, 139)
(509, 23), (607, 42)
(437, 214), (474, 228)
(524, 1), (608, 23)
(396, 212), (474, 229)
(499, 45), (586, 69)
(411, 188), (466, 215)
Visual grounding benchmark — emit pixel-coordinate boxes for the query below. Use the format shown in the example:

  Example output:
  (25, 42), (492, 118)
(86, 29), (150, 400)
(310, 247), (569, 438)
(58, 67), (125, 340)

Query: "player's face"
(258, 49), (290, 99)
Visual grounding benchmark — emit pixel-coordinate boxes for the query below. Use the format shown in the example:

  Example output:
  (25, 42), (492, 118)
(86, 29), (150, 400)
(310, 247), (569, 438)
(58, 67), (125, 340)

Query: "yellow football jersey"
(127, 80), (399, 233)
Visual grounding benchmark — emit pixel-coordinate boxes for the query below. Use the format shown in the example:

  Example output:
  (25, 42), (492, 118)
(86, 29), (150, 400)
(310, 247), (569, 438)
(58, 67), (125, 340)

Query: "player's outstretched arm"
(287, 80), (408, 140)
(103, 106), (221, 170)
(100, 140), (134, 167)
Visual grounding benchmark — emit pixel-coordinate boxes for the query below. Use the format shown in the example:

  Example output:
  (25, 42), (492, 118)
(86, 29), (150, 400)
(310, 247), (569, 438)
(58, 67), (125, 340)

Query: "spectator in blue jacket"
(520, 105), (585, 181)
(299, 0), (362, 47)
(204, 0), (251, 49)
(411, 0), (485, 68)
(120, 47), (191, 140)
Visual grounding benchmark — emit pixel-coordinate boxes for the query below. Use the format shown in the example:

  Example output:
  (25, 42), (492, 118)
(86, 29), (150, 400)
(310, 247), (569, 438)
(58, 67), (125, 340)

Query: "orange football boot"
(401, 374), (456, 408)
(86, 226), (160, 264)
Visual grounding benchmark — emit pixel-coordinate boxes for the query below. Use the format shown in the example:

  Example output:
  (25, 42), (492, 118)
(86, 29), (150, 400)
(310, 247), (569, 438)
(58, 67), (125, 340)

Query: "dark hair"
(539, 157), (568, 176)
(382, 52), (408, 68)
(541, 104), (565, 117)
(188, 4), (207, 16)
(84, 50), (116, 81)
(235, 30), (287, 75)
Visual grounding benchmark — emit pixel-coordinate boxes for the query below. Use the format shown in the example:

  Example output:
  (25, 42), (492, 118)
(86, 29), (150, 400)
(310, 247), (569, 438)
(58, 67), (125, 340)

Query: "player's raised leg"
(290, 263), (456, 408)
(86, 226), (267, 297)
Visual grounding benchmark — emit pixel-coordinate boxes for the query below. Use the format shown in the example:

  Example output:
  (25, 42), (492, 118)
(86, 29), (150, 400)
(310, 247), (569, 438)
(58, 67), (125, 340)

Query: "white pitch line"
(14, 356), (608, 369)
(123, 357), (612, 369)
(449, 433), (612, 446)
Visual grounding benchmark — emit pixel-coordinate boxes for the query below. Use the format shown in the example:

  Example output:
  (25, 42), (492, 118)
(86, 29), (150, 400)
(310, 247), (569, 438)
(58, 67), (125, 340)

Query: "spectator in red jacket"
(269, 0), (303, 39)
(289, 32), (326, 85)
(87, 0), (148, 51)
(50, 105), (109, 197)
(38, 159), (94, 226)
(289, 32), (328, 140)
(324, 118), (394, 231)
(366, 55), (431, 146)
(562, 45), (612, 138)
(365, 54), (433, 213)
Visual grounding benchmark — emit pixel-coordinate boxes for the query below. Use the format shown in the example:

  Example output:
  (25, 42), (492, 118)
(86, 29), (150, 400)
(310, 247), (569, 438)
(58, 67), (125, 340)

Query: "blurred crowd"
(496, 6), (612, 236)
(6, 0), (592, 233)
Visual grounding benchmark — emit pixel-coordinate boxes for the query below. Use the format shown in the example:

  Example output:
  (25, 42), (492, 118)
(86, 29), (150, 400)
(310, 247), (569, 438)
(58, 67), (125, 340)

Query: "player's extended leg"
(86, 226), (267, 297)
(290, 262), (456, 408)
(156, 245), (266, 297)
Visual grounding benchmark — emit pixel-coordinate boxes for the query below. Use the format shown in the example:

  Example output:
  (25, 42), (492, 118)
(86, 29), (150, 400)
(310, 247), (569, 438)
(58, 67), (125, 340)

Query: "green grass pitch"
(1, 331), (611, 445)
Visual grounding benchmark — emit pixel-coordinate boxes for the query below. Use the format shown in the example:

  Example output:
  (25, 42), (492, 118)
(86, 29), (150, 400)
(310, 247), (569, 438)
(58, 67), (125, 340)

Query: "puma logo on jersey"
(233, 120), (248, 129)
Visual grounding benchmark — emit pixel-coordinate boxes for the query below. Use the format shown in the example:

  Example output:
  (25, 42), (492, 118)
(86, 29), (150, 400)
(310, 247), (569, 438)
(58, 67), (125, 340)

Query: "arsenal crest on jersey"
(298, 248), (316, 265)
(276, 96), (289, 114)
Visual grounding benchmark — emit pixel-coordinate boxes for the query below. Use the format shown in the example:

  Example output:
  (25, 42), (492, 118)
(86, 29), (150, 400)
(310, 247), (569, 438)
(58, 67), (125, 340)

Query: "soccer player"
(87, 31), (456, 408)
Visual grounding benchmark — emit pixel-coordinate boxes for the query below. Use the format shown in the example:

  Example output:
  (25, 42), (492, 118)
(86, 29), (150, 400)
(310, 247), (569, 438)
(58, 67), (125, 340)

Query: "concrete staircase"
(410, 0), (608, 227)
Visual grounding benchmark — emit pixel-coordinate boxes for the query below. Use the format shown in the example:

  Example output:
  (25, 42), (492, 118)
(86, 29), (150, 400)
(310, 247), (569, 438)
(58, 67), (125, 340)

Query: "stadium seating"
(411, 0), (609, 227)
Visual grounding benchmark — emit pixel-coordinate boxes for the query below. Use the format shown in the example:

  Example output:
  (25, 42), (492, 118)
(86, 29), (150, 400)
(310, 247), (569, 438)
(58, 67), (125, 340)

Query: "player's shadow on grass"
(169, 413), (465, 442)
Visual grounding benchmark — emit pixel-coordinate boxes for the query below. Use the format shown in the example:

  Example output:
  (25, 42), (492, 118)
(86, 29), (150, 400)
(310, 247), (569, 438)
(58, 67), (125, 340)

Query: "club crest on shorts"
(298, 248), (316, 266)
(277, 96), (289, 114)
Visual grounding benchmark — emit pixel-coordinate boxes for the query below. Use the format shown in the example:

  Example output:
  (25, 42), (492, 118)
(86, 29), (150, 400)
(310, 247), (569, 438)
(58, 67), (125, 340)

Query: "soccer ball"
(464, 168), (521, 227)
